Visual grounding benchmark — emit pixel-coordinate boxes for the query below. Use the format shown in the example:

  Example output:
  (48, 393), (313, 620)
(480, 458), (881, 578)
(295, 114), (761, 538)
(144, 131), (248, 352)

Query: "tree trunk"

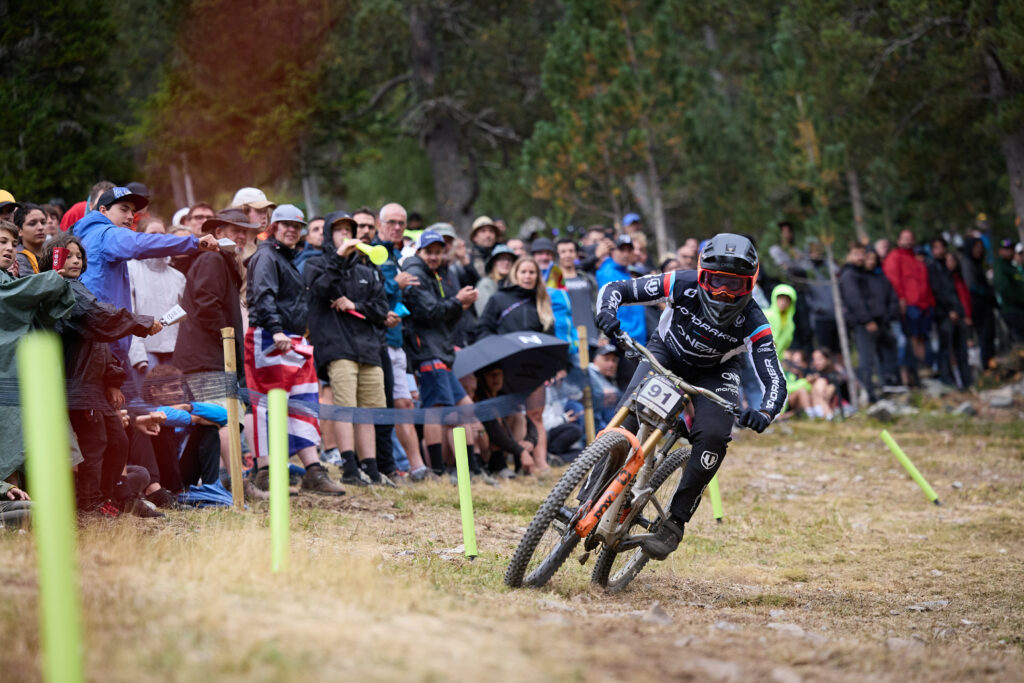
(620, 11), (673, 257)
(826, 242), (859, 410)
(846, 167), (869, 245)
(1000, 129), (1024, 242)
(408, 4), (478, 236)
(983, 48), (1024, 241)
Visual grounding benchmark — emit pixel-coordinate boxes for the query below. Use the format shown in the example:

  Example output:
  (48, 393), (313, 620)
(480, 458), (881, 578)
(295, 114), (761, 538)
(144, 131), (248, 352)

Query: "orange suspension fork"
(575, 428), (663, 538)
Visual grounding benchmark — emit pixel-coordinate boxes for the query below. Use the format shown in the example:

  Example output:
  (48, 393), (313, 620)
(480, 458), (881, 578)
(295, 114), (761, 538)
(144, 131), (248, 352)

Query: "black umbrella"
(453, 332), (569, 393)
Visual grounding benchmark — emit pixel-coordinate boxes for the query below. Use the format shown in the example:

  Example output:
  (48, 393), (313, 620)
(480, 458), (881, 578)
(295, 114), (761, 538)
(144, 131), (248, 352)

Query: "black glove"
(595, 309), (621, 335)
(738, 408), (771, 433)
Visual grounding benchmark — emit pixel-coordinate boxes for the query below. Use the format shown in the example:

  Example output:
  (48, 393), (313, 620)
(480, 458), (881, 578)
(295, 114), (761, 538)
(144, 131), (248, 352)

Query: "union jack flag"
(244, 327), (321, 461)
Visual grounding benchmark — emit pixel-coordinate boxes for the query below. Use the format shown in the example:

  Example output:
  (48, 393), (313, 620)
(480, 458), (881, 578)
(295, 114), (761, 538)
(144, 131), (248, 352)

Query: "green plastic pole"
(18, 332), (84, 683)
(268, 389), (290, 572)
(880, 429), (941, 505)
(708, 473), (724, 523)
(452, 427), (478, 559)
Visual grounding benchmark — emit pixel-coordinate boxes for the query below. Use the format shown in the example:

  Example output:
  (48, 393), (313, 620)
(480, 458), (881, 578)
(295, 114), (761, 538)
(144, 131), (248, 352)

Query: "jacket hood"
(322, 211), (355, 248)
(143, 256), (171, 271)
(403, 253), (431, 274)
(770, 283), (798, 324)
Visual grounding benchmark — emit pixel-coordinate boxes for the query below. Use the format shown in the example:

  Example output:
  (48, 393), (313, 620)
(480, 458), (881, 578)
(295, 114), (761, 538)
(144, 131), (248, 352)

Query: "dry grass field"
(1, 407), (1022, 682)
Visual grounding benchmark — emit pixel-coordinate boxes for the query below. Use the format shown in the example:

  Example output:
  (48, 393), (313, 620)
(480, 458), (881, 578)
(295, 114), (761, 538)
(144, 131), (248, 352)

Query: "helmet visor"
(698, 267), (755, 301)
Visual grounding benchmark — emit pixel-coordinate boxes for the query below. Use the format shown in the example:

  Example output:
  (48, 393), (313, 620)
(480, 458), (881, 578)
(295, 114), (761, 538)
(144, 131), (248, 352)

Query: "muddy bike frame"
(571, 331), (740, 554)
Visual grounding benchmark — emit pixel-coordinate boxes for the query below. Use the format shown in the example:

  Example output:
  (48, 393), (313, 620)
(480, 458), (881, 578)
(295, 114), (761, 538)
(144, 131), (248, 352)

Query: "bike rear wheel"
(504, 430), (633, 589)
(590, 447), (690, 592)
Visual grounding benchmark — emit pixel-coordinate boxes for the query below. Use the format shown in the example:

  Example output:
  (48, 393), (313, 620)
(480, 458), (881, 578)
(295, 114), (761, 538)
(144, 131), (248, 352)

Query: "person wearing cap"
(595, 233), (647, 344)
(622, 212), (643, 236)
(0, 190), (21, 222)
(994, 237), (1024, 341)
(587, 343), (621, 430)
(474, 244), (515, 316)
(243, 204), (344, 495)
(403, 231), (488, 478)
(72, 186), (218, 368)
(530, 237), (558, 286)
(231, 187), (276, 248)
(470, 215), (501, 276)
(305, 211), (396, 486)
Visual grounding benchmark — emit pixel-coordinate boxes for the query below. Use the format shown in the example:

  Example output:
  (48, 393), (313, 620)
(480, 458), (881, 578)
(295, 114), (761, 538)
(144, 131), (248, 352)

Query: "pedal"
(577, 551), (591, 566)
(616, 533), (654, 552)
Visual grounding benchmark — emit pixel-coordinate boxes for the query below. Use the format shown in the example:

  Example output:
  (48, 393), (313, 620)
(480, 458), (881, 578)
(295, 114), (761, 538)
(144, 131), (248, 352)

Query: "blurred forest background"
(2, 0), (1023, 254)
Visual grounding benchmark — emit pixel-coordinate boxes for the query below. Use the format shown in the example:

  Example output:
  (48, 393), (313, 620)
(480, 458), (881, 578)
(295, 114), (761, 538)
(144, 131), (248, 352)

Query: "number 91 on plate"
(636, 376), (685, 419)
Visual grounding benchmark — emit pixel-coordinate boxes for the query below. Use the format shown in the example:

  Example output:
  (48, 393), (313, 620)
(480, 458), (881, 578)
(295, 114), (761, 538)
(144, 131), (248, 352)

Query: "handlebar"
(612, 330), (742, 418)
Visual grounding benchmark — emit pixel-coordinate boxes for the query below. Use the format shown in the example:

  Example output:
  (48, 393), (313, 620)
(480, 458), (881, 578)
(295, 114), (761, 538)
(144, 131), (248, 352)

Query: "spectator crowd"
(1, 182), (1023, 526)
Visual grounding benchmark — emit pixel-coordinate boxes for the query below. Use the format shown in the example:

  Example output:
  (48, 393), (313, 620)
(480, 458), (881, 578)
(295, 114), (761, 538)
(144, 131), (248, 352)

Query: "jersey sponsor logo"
(762, 356), (781, 410)
(700, 450), (719, 469)
(684, 287), (697, 297)
(643, 277), (661, 297)
(734, 314), (745, 327)
(607, 289), (622, 306)
(721, 371), (740, 384)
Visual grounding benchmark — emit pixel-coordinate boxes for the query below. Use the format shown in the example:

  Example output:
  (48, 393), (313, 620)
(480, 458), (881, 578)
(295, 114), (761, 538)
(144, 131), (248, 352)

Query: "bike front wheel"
(504, 430), (633, 589)
(590, 447), (690, 592)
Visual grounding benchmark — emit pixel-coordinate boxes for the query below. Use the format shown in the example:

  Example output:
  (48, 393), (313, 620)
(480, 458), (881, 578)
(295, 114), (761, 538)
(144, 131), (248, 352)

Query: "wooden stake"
(222, 327), (244, 510)
(577, 325), (596, 445)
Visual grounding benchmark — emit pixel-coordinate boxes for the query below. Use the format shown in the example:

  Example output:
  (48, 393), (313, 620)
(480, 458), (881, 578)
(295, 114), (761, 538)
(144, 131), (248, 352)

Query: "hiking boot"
(375, 472), (399, 488)
(300, 464), (346, 496)
(341, 466), (373, 487)
(253, 467), (270, 491)
(243, 479), (269, 501)
(124, 497), (165, 519)
(408, 467), (440, 483)
(641, 518), (684, 561)
(472, 471), (500, 487)
(495, 467), (517, 480)
(145, 487), (181, 510)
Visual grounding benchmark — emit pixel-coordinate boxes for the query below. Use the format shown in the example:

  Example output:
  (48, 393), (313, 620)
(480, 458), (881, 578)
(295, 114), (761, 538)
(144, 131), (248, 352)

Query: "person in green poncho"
(763, 283), (797, 360)
(0, 220), (76, 488)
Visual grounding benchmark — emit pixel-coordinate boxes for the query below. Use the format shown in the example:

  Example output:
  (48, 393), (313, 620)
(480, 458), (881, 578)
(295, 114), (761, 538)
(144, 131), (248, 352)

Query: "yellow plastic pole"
(577, 325), (596, 445)
(269, 389), (290, 571)
(18, 332), (84, 683)
(880, 429), (941, 505)
(708, 473), (724, 523)
(452, 427), (478, 559)
(221, 327), (244, 510)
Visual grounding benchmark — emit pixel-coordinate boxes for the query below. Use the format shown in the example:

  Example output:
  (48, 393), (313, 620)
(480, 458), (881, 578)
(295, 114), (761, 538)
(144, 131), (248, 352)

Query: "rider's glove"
(595, 310), (621, 336)
(739, 408), (771, 433)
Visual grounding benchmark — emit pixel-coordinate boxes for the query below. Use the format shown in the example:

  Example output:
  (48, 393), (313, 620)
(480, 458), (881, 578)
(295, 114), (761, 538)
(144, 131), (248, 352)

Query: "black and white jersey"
(596, 270), (787, 417)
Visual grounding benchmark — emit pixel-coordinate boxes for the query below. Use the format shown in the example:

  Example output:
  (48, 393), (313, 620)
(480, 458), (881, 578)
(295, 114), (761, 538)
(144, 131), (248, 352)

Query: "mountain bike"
(504, 331), (740, 592)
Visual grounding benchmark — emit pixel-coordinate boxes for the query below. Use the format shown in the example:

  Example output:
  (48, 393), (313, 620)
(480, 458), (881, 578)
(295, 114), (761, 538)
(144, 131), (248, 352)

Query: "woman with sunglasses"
(594, 233), (787, 561)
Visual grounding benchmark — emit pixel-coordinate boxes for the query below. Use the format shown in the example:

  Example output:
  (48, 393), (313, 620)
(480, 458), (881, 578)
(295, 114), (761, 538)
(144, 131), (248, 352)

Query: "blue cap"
(623, 212), (642, 226)
(418, 230), (446, 250)
(96, 186), (149, 211)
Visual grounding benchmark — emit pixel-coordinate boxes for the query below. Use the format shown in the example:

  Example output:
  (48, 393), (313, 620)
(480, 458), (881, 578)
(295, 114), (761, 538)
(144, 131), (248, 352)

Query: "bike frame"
(572, 332), (739, 551)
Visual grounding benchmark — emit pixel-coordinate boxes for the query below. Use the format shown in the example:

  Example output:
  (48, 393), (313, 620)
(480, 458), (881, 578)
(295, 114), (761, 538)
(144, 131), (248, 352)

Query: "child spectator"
(42, 235), (164, 517)
(13, 203), (48, 276)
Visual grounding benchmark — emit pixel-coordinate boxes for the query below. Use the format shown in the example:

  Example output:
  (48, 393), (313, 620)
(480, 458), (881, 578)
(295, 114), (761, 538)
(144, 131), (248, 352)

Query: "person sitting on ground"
(541, 369), (584, 465)
(473, 365), (537, 477)
(41, 235), (165, 517)
(0, 479), (31, 530)
(305, 212), (394, 487)
(403, 231), (489, 479)
(244, 204), (345, 496)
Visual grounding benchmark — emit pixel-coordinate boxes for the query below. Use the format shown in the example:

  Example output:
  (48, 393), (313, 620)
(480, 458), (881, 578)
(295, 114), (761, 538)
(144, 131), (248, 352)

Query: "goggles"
(697, 265), (757, 301)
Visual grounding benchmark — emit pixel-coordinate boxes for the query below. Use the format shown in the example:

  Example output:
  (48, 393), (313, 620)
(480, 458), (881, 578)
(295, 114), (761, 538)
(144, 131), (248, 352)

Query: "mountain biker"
(595, 233), (786, 561)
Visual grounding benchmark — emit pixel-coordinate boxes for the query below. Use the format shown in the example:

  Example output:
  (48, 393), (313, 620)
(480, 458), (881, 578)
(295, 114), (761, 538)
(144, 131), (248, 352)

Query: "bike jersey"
(596, 269), (787, 417)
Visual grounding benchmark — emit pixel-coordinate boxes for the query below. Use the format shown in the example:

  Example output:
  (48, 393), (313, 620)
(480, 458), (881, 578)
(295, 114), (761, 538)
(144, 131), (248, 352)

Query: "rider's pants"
(616, 334), (741, 523)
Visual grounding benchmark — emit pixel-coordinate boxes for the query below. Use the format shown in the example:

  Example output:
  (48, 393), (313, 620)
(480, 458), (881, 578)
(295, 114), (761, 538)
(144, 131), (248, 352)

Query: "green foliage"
(0, 1), (132, 201)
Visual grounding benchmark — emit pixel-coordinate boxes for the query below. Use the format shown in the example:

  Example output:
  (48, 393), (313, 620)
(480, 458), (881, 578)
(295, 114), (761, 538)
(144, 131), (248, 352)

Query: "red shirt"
(883, 247), (935, 309)
(60, 201), (86, 231)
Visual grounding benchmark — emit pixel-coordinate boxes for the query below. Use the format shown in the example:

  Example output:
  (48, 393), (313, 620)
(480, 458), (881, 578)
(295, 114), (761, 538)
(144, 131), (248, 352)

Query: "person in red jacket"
(883, 229), (935, 386)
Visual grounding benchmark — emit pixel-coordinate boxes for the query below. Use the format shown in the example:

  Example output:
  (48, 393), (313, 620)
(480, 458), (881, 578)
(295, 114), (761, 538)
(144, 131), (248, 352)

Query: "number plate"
(636, 376), (685, 419)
